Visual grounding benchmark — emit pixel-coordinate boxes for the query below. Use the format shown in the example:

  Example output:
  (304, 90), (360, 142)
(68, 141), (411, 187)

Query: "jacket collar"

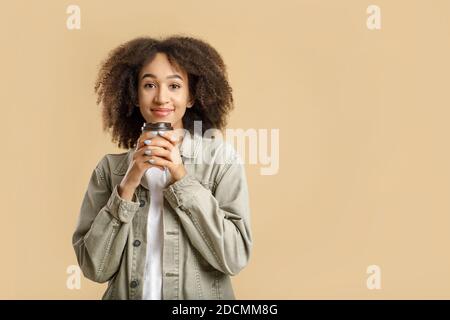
(113, 130), (202, 177)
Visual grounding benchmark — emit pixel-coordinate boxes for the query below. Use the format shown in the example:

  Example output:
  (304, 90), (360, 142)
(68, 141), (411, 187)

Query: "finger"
(142, 146), (171, 160)
(137, 156), (165, 171)
(157, 130), (182, 145)
(142, 130), (160, 139)
(136, 136), (175, 151)
(145, 155), (173, 169)
(135, 131), (162, 150)
(135, 131), (159, 151)
(131, 150), (165, 170)
(133, 146), (167, 162)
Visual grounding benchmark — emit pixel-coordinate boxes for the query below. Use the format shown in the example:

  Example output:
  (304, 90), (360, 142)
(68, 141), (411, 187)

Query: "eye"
(170, 83), (181, 89)
(144, 83), (156, 89)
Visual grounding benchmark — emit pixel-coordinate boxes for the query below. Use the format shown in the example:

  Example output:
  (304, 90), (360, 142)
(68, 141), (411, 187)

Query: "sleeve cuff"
(163, 173), (198, 209)
(106, 184), (140, 223)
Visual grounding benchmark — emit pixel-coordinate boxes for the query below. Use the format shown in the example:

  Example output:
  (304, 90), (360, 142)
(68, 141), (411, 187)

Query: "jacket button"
(133, 240), (141, 247)
(130, 280), (139, 288)
(139, 199), (145, 207)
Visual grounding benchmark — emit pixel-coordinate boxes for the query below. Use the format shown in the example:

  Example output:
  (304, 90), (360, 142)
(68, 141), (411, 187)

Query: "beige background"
(1, 0), (450, 299)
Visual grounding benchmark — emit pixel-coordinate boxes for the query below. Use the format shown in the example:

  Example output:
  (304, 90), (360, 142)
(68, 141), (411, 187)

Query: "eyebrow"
(141, 73), (183, 81)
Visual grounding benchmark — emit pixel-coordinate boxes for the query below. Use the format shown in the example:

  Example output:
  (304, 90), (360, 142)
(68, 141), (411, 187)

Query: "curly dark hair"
(94, 35), (234, 149)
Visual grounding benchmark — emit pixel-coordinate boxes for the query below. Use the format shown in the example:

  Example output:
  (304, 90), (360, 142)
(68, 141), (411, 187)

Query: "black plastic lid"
(141, 122), (173, 132)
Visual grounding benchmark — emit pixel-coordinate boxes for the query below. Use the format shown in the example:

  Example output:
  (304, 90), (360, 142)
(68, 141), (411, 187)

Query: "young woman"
(72, 36), (252, 300)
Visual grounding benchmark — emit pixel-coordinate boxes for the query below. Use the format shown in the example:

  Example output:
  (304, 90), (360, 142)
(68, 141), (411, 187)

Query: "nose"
(155, 86), (170, 105)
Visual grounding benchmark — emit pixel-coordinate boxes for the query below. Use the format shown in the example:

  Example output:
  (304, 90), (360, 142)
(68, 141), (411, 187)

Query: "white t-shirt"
(142, 166), (171, 300)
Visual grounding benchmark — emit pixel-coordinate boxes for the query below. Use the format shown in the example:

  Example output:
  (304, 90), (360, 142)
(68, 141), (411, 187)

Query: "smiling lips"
(151, 108), (174, 117)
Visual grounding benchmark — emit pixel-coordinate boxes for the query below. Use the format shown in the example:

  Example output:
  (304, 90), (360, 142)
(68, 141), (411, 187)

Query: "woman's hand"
(138, 130), (187, 184)
(126, 129), (186, 183)
(118, 130), (185, 200)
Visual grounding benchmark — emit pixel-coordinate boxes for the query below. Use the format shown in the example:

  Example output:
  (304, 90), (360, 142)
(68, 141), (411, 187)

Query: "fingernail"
(144, 139), (152, 145)
(158, 131), (165, 136)
(144, 150), (152, 155)
(171, 136), (178, 142)
(150, 131), (158, 137)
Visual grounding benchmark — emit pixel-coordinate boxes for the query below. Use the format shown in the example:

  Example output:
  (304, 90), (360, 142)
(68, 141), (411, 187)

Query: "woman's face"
(137, 52), (193, 129)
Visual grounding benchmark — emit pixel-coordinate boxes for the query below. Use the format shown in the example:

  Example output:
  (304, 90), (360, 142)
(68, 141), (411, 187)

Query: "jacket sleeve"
(72, 157), (140, 283)
(163, 148), (253, 276)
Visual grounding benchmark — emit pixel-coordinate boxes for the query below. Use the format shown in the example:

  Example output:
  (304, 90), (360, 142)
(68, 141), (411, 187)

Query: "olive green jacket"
(72, 132), (252, 299)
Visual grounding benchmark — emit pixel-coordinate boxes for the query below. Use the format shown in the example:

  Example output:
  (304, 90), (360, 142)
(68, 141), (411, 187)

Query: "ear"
(187, 98), (194, 108)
